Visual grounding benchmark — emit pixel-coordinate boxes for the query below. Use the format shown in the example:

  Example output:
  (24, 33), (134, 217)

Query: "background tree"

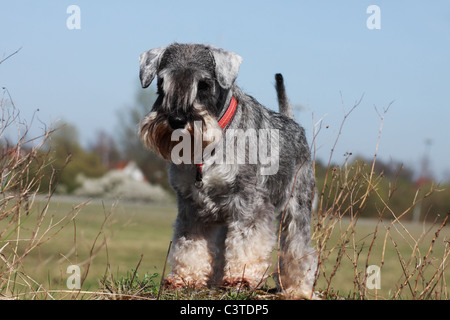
(45, 122), (106, 193)
(88, 130), (121, 169)
(314, 157), (449, 222)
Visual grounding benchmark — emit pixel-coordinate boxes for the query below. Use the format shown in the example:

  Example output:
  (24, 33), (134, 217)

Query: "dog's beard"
(139, 111), (176, 161)
(139, 107), (223, 163)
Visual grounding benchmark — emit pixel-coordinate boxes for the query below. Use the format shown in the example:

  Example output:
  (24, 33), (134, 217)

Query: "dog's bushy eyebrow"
(140, 43), (242, 90)
(158, 44), (215, 75)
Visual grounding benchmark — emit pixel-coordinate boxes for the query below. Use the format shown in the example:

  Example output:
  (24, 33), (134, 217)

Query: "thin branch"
(0, 47), (22, 65)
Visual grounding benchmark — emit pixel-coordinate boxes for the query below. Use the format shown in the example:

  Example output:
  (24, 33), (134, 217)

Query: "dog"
(138, 43), (317, 299)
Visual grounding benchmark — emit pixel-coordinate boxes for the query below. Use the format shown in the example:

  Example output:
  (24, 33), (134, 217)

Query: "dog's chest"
(195, 163), (239, 200)
(170, 164), (240, 222)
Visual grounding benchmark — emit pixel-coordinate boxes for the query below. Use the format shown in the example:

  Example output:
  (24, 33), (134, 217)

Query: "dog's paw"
(164, 273), (207, 289)
(222, 276), (260, 289)
(282, 287), (318, 300)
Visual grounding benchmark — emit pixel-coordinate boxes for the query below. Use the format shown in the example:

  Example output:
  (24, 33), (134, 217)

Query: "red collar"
(218, 96), (237, 130)
(195, 96), (237, 187)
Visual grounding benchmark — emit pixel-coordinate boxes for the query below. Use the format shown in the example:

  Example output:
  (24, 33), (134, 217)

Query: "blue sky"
(1, 1), (450, 180)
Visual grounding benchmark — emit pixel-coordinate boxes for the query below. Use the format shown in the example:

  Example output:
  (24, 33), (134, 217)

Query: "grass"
(0, 197), (280, 300)
(313, 217), (449, 299)
(0, 198), (176, 298)
(1, 196), (448, 300)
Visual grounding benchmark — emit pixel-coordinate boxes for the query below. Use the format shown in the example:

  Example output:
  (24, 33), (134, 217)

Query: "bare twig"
(157, 240), (172, 300)
(0, 47), (22, 65)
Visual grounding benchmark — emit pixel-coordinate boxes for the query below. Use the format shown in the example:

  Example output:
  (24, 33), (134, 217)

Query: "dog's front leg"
(165, 205), (216, 289)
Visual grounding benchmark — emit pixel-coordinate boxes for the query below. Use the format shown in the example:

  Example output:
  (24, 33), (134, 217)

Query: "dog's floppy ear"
(206, 45), (243, 89)
(139, 46), (167, 88)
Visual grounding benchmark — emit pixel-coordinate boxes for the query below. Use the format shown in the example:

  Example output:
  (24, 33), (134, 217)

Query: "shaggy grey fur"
(138, 43), (317, 299)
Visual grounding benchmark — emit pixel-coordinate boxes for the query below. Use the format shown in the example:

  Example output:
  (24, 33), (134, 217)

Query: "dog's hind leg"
(276, 164), (318, 299)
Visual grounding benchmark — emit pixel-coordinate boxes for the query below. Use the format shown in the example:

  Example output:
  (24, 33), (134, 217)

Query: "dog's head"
(138, 43), (242, 162)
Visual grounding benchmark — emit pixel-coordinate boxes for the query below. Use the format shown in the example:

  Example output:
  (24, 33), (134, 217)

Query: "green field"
(1, 197), (448, 299)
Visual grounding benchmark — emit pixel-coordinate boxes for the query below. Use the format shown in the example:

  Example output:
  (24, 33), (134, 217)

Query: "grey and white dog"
(138, 43), (317, 299)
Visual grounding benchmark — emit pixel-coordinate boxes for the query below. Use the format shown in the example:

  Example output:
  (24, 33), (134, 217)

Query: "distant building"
(74, 160), (171, 202)
(115, 160), (146, 182)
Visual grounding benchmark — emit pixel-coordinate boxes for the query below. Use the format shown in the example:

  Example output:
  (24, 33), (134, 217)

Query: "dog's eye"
(197, 80), (211, 92)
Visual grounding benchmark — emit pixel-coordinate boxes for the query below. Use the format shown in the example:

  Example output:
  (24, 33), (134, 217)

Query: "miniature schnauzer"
(138, 43), (317, 299)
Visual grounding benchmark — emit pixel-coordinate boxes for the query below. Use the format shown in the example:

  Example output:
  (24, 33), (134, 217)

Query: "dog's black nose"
(168, 115), (187, 130)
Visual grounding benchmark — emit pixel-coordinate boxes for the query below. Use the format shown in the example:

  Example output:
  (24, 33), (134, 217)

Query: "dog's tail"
(275, 73), (294, 119)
